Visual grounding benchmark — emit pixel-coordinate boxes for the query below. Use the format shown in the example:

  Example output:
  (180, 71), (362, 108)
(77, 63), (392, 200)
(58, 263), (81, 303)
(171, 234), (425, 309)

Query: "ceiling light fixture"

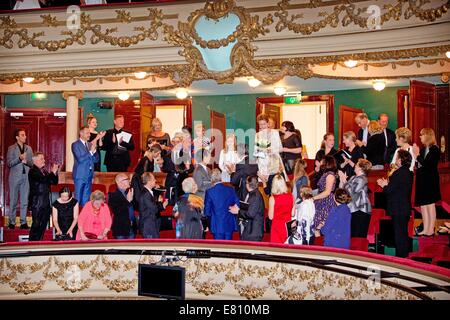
(23, 77), (35, 83)
(274, 86), (287, 96)
(372, 80), (386, 91)
(344, 60), (358, 68)
(134, 71), (147, 79)
(247, 77), (261, 88)
(118, 92), (130, 101)
(446, 51), (450, 59)
(176, 88), (188, 99)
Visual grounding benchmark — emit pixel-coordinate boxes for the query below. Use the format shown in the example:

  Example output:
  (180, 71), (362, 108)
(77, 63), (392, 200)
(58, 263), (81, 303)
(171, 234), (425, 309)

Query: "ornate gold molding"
(0, 255), (430, 299)
(0, 47), (448, 86)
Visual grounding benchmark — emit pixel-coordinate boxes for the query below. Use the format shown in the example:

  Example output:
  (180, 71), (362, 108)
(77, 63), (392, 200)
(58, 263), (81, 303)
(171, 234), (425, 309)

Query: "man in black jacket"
(230, 176), (265, 242)
(230, 144), (258, 200)
(109, 173), (136, 239)
(378, 113), (396, 164)
(139, 172), (168, 238)
(28, 152), (59, 241)
(377, 150), (413, 258)
(102, 115), (135, 172)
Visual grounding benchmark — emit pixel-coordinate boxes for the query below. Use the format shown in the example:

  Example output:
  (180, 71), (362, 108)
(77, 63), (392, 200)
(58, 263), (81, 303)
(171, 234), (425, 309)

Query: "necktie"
(85, 141), (90, 152)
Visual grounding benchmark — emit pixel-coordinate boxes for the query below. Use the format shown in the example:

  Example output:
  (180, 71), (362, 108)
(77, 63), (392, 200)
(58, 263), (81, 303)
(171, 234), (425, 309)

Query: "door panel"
(436, 85), (449, 162)
(40, 118), (66, 171)
(140, 91), (156, 151)
(210, 110), (226, 167)
(338, 105), (363, 147)
(410, 80), (437, 146)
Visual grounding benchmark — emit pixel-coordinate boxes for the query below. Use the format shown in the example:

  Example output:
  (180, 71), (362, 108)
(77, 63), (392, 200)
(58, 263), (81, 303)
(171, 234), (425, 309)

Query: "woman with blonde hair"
(339, 158), (372, 238)
(146, 117), (171, 150)
(292, 159), (309, 201)
(219, 133), (239, 182)
(413, 128), (441, 236)
(86, 114), (105, 172)
(363, 120), (385, 169)
(268, 174), (294, 243)
(340, 131), (364, 177)
(76, 190), (112, 240)
(391, 127), (415, 171)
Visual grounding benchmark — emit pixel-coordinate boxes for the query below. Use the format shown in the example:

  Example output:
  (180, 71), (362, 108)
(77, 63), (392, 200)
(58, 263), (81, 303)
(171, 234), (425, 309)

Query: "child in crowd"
(286, 186), (315, 245)
(317, 188), (352, 250)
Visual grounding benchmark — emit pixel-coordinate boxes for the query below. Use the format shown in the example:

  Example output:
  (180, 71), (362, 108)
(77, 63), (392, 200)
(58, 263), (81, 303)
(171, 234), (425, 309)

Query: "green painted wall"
(5, 92), (66, 108)
(5, 86), (406, 153)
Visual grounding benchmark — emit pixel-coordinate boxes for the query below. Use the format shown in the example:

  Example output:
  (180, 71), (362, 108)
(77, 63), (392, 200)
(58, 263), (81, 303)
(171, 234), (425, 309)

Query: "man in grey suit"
(7, 128), (33, 229)
(193, 149), (212, 200)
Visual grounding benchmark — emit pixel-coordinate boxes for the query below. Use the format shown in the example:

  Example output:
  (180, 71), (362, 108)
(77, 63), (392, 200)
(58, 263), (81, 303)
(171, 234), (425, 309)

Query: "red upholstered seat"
(350, 237), (369, 251)
(107, 184), (117, 194)
(92, 184), (107, 195)
(51, 183), (75, 193)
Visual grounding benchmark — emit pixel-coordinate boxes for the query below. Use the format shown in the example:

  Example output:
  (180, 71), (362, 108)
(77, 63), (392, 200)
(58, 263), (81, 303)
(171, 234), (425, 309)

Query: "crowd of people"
(5, 111), (443, 258)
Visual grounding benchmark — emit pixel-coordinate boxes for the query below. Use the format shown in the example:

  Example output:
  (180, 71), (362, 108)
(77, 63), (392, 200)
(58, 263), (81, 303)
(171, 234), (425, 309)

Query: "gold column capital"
(62, 91), (83, 100)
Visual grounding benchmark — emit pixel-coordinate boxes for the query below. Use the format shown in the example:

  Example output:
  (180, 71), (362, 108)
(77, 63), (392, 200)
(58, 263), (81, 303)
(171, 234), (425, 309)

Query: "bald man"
(108, 173), (135, 239)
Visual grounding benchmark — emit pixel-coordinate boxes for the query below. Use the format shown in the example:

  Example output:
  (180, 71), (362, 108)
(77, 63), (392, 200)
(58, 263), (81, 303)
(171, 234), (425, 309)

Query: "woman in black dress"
(313, 133), (337, 188)
(413, 128), (441, 236)
(146, 117), (171, 150)
(339, 131), (364, 178)
(363, 121), (385, 170)
(280, 121), (302, 175)
(86, 114), (106, 172)
(52, 187), (79, 240)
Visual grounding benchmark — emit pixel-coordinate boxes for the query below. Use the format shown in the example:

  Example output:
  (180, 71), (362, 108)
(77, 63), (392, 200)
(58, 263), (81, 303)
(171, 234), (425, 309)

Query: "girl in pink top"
(76, 190), (112, 241)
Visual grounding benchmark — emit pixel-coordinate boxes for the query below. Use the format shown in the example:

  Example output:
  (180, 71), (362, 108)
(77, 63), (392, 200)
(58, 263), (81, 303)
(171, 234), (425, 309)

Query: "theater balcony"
(0, 240), (449, 300)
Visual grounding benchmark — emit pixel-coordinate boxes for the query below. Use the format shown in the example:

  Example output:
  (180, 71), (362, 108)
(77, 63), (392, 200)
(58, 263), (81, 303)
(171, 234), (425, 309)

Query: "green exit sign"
(284, 96), (300, 104)
(30, 92), (48, 101)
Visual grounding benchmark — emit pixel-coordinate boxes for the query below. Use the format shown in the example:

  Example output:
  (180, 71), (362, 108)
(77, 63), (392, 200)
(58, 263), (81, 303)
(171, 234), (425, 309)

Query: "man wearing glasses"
(109, 173), (136, 239)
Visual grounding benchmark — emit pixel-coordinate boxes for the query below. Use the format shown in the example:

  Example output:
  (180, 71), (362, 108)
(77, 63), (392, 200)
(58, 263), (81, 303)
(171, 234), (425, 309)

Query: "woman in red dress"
(268, 174), (294, 243)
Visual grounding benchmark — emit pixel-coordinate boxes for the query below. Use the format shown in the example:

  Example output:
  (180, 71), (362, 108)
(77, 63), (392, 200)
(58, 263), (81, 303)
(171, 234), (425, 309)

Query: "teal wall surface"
(5, 86), (406, 163)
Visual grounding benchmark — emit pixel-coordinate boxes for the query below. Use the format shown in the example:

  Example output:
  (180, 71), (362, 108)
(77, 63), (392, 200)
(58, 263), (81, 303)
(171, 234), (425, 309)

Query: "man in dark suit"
(230, 144), (258, 200)
(109, 173), (135, 239)
(204, 169), (240, 240)
(139, 172), (168, 238)
(72, 126), (99, 207)
(101, 115), (135, 172)
(193, 149), (212, 200)
(378, 113), (396, 164)
(355, 113), (370, 147)
(28, 152), (59, 241)
(229, 175), (265, 242)
(377, 150), (413, 258)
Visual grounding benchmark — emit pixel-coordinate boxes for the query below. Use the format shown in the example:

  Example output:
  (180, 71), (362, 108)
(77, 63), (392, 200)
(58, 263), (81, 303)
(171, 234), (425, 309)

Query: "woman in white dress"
(254, 114), (285, 194)
(218, 134), (239, 182)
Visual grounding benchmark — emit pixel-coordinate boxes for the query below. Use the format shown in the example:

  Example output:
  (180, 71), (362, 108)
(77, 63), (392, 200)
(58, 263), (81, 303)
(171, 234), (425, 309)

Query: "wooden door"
(115, 99), (141, 172)
(140, 91), (156, 151)
(265, 104), (281, 129)
(338, 105), (363, 147)
(39, 117), (66, 170)
(409, 80), (437, 146)
(436, 84), (449, 162)
(3, 109), (66, 212)
(210, 110), (226, 167)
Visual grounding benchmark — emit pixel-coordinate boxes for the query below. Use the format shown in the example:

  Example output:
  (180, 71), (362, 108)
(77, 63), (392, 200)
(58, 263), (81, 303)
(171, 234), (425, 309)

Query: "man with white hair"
(28, 152), (59, 241)
(204, 169), (240, 240)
